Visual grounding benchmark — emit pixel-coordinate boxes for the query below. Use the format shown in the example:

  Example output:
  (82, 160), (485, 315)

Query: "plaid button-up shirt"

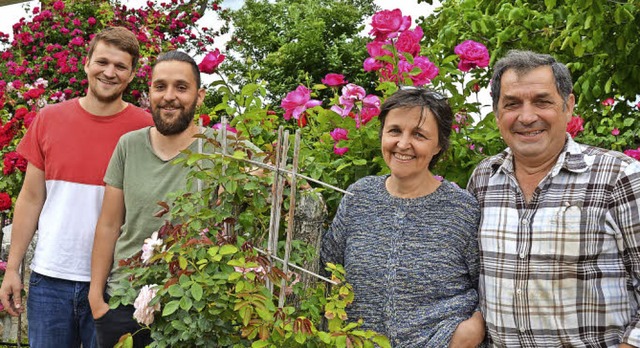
(468, 135), (640, 347)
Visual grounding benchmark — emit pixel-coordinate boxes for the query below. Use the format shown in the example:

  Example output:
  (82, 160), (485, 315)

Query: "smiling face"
(150, 60), (205, 136)
(84, 41), (135, 104)
(381, 106), (441, 183)
(496, 66), (575, 166)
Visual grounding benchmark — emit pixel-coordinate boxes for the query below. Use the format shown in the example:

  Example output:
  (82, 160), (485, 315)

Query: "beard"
(152, 98), (197, 136)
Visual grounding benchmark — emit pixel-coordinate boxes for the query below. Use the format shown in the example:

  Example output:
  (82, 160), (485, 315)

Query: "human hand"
(449, 311), (486, 348)
(88, 292), (109, 320)
(0, 270), (24, 317)
(619, 343), (637, 348)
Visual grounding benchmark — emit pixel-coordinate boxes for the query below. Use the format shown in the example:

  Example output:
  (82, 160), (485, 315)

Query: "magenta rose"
(396, 26), (423, 57)
(566, 115), (584, 138)
(280, 85), (322, 120)
(333, 145), (349, 156)
(624, 148), (640, 161)
(454, 40), (490, 72)
(321, 73), (347, 87)
(410, 56), (440, 86)
(198, 49), (225, 74)
(369, 9), (411, 41)
(330, 128), (349, 142)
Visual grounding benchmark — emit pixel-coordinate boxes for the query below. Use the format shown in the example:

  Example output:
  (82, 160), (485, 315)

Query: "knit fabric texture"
(321, 175), (481, 347)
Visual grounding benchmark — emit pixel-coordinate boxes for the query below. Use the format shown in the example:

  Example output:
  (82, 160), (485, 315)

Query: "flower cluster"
(330, 83), (381, 128)
(364, 9), (439, 86)
(0, 192), (11, 211)
(330, 128), (349, 156)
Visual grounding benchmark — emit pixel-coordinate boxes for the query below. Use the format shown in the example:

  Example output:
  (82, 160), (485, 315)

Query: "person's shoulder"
(37, 98), (78, 117)
(578, 142), (640, 170)
(118, 127), (149, 143)
(441, 180), (478, 206)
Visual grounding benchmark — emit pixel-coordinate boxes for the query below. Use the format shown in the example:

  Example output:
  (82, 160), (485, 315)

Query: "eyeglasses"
(398, 85), (447, 100)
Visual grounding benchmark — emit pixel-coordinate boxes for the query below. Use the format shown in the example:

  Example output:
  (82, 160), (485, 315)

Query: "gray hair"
(491, 50), (573, 111)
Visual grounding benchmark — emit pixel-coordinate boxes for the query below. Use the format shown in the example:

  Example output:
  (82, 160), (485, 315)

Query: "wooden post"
(278, 130), (301, 307)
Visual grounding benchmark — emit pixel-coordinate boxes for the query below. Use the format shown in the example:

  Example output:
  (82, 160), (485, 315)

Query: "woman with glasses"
(322, 88), (485, 347)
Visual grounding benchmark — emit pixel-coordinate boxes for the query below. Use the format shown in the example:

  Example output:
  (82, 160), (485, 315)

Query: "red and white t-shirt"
(17, 98), (153, 281)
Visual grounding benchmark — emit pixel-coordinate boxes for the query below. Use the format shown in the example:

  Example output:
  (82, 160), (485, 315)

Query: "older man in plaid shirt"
(468, 50), (640, 347)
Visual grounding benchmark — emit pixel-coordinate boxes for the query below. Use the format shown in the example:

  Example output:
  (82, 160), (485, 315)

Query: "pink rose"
(198, 49), (225, 74)
(333, 145), (349, 156)
(338, 83), (366, 107)
(611, 128), (620, 136)
(601, 98), (615, 106)
(369, 9), (411, 41)
(280, 85), (322, 120)
(454, 40), (490, 72)
(410, 56), (439, 86)
(330, 128), (349, 142)
(624, 148), (640, 161)
(321, 73), (347, 87)
(366, 41), (393, 58)
(212, 123), (237, 134)
(88, 17), (97, 26)
(363, 57), (383, 72)
(566, 115), (584, 138)
(396, 26), (423, 57)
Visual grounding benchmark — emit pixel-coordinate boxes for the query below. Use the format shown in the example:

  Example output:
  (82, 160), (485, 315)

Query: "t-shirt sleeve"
(104, 137), (126, 189)
(16, 111), (46, 170)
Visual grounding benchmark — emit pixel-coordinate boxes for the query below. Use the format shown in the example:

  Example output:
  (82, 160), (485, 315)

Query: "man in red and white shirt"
(0, 27), (153, 348)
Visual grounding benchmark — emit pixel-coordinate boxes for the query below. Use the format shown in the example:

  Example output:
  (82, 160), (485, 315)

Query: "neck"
(79, 94), (127, 116)
(386, 172), (441, 198)
(149, 123), (201, 161)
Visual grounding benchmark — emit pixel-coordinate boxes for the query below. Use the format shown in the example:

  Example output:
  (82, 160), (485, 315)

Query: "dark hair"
(87, 26), (140, 69)
(491, 50), (573, 112)
(378, 87), (453, 169)
(153, 50), (201, 88)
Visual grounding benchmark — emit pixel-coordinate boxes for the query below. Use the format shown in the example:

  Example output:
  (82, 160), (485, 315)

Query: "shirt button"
(516, 288), (522, 295)
(522, 218), (529, 224)
(520, 327), (526, 333)
(519, 252), (526, 259)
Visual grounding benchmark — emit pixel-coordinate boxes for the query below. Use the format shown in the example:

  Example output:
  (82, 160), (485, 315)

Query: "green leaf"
(168, 284), (184, 298)
(545, 0), (556, 10)
(162, 300), (180, 316)
(180, 296), (193, 311)
(191, 283), (204, 301)
(179, 256), (188, 270)
(219, 244), (239, 255)
(251, 341), (270, 348)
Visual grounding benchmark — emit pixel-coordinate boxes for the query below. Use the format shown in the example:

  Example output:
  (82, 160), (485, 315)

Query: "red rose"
(200, 114), (211, 127)
(566, 115), (584, 138)
(22, 87), (46, 100)
(0, 192), (11, 211)
(13, 107), (29, 120)
(3, 151), (27, 175)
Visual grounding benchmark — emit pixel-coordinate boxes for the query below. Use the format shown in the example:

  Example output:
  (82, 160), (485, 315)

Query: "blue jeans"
(27, 272), (97, 348)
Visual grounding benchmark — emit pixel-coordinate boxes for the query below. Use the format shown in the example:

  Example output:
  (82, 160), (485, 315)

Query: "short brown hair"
(87, 26), (140, 69)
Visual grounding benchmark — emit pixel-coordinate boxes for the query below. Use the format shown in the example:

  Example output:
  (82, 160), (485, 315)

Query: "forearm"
(89, 224), (119, 299)
(6, 165), (45, 273)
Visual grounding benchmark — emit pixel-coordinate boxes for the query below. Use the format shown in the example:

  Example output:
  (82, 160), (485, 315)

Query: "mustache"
(511, 121), (546, 132)
(158, 103), (182, 109)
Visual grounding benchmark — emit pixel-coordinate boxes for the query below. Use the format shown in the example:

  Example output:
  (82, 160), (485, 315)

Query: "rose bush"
(0, 0), (224, 217)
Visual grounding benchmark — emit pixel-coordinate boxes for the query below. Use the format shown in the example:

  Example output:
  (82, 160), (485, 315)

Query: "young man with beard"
(88, 50), (208, 348)
(0, 27), (153, 347)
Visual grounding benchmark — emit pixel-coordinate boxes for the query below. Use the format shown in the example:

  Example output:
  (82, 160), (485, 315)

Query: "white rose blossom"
(133, 284), (160, 326)
(141, 231), (163, 264)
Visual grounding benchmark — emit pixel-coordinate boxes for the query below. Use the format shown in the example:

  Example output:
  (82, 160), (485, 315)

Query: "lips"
(393, 153), (414, 160)
(515, 130), (544, 137)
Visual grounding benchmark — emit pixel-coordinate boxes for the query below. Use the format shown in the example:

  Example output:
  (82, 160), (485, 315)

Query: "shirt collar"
(489, 133), (590, 177)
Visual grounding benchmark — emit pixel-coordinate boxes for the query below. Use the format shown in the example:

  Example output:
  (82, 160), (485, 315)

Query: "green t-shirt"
(104, 126), (214, 294)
